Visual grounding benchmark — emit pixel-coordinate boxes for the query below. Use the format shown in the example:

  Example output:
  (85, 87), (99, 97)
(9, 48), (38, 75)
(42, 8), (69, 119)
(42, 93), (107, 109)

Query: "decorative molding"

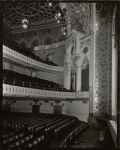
(3, 45), (64, 73)
(3, 84), (89, 99)
(34, 41), (65, 51)
(11, 22), (65, 34)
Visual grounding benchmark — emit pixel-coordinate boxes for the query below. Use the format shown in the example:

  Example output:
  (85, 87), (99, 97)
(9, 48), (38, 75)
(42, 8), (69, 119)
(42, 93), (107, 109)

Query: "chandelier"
(61, 25), (67, 35)
(55, 8), (67, 35)
(22, 18), (29, 29)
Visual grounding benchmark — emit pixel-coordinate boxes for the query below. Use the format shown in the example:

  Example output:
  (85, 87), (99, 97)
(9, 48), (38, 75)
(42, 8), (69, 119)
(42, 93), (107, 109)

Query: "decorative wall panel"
(95, 3), (114, 118)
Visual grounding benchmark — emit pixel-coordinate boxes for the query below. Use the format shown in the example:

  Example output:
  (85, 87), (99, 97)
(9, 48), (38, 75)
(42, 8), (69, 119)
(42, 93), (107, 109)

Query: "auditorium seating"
(3, 37), (58, 66)
(2, 112), (84, 148)
(3, 69), (72, 92)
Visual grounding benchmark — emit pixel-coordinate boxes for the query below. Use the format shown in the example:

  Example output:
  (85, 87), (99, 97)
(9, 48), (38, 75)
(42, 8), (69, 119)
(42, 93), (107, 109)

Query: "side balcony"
(3, 84), (89, 100)
(3, 45), (64, 72)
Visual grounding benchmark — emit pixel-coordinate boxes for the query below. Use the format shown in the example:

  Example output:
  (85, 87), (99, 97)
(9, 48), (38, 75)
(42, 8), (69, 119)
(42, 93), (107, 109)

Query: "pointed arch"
(31, 39), (39, 52)
(43, 33), (54, 45)
(18, 38), (28, 48)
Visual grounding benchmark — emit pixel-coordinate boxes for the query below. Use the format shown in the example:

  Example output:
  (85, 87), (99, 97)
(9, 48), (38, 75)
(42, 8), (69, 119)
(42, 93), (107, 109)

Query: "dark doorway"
(81, 65), (89, 91)
(4, 104), (11, 112)
(71, 73), (76, 92)
(32, 105), (40, 114)
(53, 105), (62, 114)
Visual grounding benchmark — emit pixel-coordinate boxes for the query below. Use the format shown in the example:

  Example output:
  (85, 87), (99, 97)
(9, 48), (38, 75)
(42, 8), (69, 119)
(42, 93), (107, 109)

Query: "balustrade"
(3, 84), (89, 99)
(3, 45), (64, 72)
(60, 123), (89, 147)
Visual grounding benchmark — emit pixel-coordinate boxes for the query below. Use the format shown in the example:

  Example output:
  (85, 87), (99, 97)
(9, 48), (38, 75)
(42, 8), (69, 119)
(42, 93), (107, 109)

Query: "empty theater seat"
(2, 112), (85, 148)
(3, 69), (68, 92)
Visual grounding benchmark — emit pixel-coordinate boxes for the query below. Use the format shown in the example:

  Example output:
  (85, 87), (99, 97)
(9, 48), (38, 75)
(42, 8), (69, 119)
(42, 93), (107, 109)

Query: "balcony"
(3, 45), (64, 72)
(3, 84), (89, 99)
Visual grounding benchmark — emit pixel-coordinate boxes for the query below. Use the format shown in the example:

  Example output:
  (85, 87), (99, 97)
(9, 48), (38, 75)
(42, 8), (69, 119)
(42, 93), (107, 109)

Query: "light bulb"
(57, 20), (60, 23)
(49, 3), (52, 6)
(23, 24), (28, 29)
(58, 12), (61, 17)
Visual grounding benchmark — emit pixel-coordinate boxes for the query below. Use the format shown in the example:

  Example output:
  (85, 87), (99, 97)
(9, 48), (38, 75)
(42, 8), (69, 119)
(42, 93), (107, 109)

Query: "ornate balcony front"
(3, 84), (89, 99)
(3, 45), (64, 72)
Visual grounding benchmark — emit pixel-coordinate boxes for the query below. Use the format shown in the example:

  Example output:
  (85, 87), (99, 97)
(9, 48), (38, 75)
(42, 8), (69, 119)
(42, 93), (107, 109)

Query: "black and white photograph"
(1, 1), (120, 149)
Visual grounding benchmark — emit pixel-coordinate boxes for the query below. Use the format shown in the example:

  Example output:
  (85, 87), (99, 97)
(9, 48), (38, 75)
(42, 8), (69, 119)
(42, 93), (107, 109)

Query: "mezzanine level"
(3, 45), (64, 73)
(3, 84), (89, 100)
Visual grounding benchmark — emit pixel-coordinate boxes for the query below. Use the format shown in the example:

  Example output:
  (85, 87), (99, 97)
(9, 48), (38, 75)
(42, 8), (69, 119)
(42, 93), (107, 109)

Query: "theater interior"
(2, 1), (120, 149)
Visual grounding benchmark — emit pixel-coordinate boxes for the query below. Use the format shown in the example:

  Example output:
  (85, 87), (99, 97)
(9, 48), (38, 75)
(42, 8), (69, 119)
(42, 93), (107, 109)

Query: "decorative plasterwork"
(11, 21), (64, 34)
(34, 41), (65, 51)
(2, 2), (60, 28)
(71, 55), (80, 73)
(81, 55), (89, 70)
(3, 84), (89, 99)
(68, 3), (91, 35)
(3, 45), (64, 73)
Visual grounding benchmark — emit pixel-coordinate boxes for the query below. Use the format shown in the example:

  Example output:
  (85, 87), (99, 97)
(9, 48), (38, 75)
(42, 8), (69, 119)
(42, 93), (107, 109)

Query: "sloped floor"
(68, 128), (100, 148)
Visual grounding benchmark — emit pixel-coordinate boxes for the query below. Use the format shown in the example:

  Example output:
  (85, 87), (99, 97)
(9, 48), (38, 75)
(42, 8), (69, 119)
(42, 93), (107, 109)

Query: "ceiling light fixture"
(48, 3), (52, 7)
(22, 18), (29, 29)
(57, 20), (60, 23)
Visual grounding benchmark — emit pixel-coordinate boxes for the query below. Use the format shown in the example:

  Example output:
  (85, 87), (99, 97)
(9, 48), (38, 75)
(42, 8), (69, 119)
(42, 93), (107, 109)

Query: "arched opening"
(44, 37), (53, 45)
(31, 39), (39, 53)
(20, 41), (26, 49)
(81, 56), (89, 91)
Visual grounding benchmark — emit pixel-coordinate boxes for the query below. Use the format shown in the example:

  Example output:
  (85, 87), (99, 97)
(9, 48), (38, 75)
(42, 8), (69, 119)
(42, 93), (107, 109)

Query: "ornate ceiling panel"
(2, 2), (60, 29)
(69, 3), (91, 35)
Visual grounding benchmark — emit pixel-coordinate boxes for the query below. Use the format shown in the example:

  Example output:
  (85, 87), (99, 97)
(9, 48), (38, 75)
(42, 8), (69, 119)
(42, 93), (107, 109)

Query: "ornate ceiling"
(2, 2), (91, 36)
(2, 2), (61, 31)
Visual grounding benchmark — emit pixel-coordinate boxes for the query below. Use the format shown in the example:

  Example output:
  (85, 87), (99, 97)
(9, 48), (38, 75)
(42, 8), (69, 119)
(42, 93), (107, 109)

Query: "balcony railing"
(3, 84), (89, 99)
(3, 45), (64, 72)
(60, 123), (89, 147)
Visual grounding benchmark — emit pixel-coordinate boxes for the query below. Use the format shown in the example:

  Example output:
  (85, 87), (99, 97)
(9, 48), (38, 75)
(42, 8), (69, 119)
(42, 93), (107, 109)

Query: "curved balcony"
(3, 84), (89, 99)
(3, 45), (64, 72)
(34, 41), (65, 51)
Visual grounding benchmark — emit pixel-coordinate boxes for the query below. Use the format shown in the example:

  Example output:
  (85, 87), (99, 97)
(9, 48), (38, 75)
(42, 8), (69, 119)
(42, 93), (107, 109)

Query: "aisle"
(69, 128), (100, 148)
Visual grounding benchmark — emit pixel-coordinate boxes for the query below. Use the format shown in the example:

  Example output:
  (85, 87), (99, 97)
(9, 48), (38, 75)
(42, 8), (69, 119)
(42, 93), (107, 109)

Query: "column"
(66, 64), (71, 90)
(89, 3), (96, 118)
(111, 7), (117, 119)
(76, 65), (82, 92)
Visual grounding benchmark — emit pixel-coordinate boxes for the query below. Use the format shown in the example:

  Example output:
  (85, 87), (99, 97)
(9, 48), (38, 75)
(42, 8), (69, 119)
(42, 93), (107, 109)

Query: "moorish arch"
(18, 38), (28, 48)
(44, 37), (53, 45)
(31, 39), (39, 53)
(43, 34), (54, 45)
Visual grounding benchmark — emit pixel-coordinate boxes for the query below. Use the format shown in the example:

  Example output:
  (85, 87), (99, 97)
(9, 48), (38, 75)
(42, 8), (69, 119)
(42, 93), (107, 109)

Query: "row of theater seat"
(2, 112), (82, 148)
(3, 37), (58, 66)
(3, 69), (73, 92)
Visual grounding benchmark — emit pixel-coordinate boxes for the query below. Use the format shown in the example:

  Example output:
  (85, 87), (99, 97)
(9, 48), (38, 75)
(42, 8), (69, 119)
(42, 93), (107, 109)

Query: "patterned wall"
(95, 3), (114, 118)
